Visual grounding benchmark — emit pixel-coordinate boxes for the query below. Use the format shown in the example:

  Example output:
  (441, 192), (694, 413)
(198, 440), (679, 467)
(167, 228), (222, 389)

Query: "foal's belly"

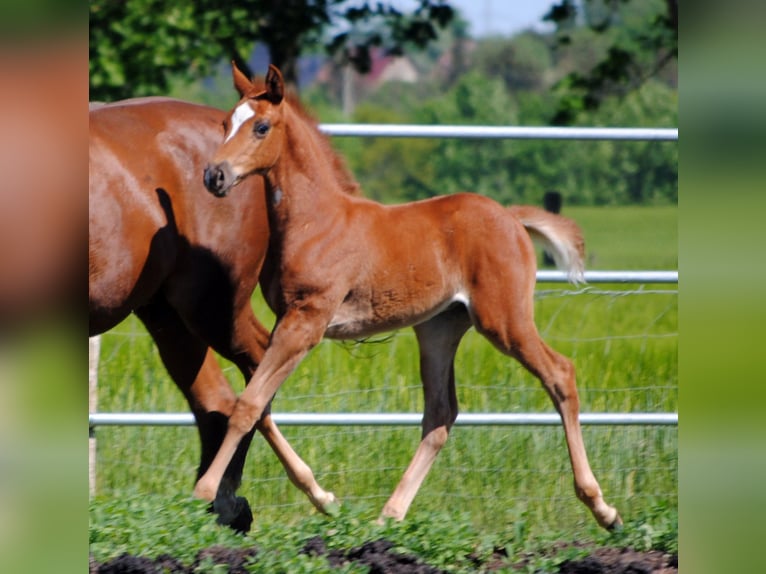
(324, 290), (469, 340)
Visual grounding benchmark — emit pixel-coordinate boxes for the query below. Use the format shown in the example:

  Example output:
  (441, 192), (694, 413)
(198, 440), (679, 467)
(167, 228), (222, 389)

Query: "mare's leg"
(469, 291), (621, 530)
(380, 306), (471, 521)
(194, 309), (329, 506)
(136, 302), (255, 532)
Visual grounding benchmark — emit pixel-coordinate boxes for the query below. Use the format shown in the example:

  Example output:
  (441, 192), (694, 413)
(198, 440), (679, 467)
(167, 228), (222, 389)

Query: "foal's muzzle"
(203, 163), (234, 197)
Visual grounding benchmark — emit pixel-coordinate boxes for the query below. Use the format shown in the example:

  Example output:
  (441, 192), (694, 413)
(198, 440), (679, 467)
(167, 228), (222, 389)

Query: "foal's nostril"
(203, 165), (223, 193)
(204, 163), (233, 197)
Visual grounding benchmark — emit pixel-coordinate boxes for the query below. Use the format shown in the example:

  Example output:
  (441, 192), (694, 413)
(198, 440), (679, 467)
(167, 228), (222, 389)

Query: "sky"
(372, 0), (558, 38)
(449, 0), (557, 38)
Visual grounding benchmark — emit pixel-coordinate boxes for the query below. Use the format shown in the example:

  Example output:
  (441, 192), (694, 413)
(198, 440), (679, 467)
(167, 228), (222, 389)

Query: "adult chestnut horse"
(197, 64), (622, 530)
(89, 97), (339, 530)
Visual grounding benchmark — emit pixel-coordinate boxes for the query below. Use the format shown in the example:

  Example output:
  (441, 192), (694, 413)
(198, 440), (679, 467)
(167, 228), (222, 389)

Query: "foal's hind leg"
(380, 306), (471, 522)
(471, 300), (621, 530)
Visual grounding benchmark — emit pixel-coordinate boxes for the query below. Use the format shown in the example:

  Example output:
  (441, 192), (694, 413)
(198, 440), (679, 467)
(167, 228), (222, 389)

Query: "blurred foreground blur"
(682, 3), (766, 574)
(0, 4), (86, 572)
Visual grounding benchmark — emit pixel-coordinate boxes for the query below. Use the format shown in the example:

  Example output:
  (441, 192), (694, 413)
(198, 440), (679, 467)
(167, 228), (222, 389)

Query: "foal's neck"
(265, 106), (349, 224)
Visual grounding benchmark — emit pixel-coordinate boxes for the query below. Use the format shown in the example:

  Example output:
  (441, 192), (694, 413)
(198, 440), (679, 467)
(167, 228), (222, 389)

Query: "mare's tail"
(508, 205), (586, 285)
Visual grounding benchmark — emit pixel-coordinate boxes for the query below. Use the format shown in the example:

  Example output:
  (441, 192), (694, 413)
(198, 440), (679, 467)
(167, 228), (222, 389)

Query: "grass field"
(566, 206), (677, 270)
(90, 205), (677, 568)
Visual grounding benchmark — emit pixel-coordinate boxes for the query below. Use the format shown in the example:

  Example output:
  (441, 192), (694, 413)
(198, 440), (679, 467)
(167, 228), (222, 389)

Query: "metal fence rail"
(90, 412), (677, 428)
(89, 124), (678, 499)
(319, 124), (678, 141)
(537, 270), (677, 283)
(89, 269), (678, 431)
(90, 127), (678, 432)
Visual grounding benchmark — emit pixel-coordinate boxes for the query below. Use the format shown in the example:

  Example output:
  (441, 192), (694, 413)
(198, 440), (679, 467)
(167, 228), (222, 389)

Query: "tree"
(89, 0), (454, 101)
(471, 33), (553, 93)
(338, 69), (677, 207)
(543, 0), (677, 124)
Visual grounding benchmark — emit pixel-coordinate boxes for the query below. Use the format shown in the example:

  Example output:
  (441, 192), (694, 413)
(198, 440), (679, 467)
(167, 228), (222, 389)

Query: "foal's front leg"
(193, 310), (328, 506)
(226, 306), (337, 515)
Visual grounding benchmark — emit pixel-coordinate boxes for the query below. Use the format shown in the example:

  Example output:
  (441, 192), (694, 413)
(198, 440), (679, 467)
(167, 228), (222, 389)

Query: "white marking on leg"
(224, 102), (255, 143)
(451, 291), (469, 307)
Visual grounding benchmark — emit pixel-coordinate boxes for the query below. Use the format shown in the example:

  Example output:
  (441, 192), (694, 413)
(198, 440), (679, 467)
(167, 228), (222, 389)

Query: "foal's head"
(204, 64), (287, 197)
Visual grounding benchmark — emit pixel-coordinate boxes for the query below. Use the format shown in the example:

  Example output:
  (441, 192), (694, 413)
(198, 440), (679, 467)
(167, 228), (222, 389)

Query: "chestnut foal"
(198, 64), (621, 530)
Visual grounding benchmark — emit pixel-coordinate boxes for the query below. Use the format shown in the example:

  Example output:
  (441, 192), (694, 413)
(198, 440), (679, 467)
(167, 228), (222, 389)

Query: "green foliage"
(90, 0), (676, 207)
(317, 1), (677, 208)
(380, 510), (494, 571)
(338, 73), (676, 206)
(325, 0), (454, 74)
(545, 0), (677, 124)
(505, 80), (677, 206)
(415, 72), (520, 199)
(334, 102), (440, 202)
(471, 32), (553, 93)
(89, 493), (251, 564)
(608, 502), (678, 554)
(89, 494), (677, 572)
(89, 0), (454, 101)
(567, 206), (677, 269)
(89, 0), (247, 101)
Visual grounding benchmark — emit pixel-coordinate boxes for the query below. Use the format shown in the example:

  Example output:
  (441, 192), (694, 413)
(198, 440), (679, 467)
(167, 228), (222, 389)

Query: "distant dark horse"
(197, 64), (621, 530)
(89, 97), (340, 530)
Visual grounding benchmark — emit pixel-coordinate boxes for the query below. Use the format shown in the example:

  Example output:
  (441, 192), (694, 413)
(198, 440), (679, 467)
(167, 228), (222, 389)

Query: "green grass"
(90, 205), (677, 560)
(565, 205), (678, 270)
(89, 492), (677, 572)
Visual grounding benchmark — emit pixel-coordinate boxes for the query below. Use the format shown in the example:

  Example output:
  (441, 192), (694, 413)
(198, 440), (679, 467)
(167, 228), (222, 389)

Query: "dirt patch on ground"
(90, 538), (677, 573)
(557, 547), (677, 574)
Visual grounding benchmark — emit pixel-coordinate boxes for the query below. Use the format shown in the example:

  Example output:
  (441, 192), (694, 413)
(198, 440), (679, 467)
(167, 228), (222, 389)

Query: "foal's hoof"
(606, 511), (624, 532)
(323, 497), (341, 517)
(376, 507), (405, 526)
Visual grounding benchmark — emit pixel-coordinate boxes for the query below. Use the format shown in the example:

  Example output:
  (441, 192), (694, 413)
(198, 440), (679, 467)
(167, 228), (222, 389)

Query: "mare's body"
(89, 97), (335, 530)
(197, 65), (621, 530)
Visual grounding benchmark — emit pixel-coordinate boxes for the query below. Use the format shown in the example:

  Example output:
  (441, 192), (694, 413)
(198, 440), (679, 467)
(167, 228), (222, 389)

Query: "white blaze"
(224, 102), (255, 143)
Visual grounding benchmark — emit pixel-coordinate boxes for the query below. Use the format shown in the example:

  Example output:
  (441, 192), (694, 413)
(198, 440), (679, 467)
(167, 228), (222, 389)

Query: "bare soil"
(90, 537), (678, 573)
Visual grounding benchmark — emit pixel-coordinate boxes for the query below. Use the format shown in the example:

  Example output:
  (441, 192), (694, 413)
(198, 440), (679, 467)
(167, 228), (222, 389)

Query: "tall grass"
(566, 205), (677, 270)
(91, 205), (677, 543)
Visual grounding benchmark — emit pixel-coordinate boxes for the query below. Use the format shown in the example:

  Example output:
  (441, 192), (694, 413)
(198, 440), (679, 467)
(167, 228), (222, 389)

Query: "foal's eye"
(254, 121), (270, 137)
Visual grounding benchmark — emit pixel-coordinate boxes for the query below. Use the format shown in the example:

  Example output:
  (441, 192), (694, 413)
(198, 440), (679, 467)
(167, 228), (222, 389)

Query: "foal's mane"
(246, 80), (361, 197)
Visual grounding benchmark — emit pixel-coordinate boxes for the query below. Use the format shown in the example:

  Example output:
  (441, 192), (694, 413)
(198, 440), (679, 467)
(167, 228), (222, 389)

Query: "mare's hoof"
(225, 496), (253, 534)
(209, 496), (253, 534)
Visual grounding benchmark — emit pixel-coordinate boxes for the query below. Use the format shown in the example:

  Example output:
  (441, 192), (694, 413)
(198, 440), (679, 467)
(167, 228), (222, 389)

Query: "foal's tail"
(508, 205), (586, 285)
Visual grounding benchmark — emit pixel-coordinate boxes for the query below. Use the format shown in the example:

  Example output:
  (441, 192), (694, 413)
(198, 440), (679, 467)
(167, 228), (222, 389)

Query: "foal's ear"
(232, 61), (253, 98)
(264, 64), (284, 105)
